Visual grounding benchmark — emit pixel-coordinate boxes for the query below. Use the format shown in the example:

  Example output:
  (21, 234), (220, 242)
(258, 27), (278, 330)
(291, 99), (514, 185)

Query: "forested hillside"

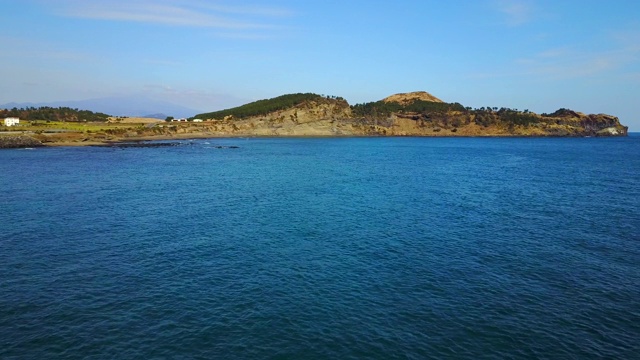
(0, 106), (110, 122)
(351, 100), (466, 117)
(193, 93), (346, 120)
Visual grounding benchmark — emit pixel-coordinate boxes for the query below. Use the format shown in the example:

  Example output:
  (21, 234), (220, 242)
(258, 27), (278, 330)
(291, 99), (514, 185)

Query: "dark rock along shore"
(0, 135), (44, 149)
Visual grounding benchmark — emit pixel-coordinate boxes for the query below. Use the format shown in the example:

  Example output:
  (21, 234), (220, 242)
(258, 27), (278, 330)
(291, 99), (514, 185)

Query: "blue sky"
(1, 0), (639, 130)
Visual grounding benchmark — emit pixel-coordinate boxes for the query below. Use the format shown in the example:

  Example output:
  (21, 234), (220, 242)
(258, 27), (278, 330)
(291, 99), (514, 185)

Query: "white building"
(4, 117), (19, 126)
(172, 118), (188, 122)
(192, 118), (203, 122)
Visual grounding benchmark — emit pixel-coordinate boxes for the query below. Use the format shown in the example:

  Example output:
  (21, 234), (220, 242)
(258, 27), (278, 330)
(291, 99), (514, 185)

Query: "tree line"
(351, 100), (466, 117)
(194, 93), (329, 120)
(0, 106), (110, 122)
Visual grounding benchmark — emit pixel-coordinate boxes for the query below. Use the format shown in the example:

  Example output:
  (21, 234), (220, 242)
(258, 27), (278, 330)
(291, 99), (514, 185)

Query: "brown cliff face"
(196, 98), (354, 136)
(18, 91), (627, 146)
(189, 93), (627, 137)
(539, 109), (628, 136)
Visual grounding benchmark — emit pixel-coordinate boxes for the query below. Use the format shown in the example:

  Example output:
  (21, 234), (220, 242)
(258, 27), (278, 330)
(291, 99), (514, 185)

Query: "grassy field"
(0, 119), (168, 145)
(108, 117), (164, 124)
(3, 117), (162, 129)
(4, 120), (147, 132)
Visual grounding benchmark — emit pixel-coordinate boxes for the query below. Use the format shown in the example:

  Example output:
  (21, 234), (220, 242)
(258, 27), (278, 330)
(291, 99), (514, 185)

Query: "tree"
(165, 116), (174, 122)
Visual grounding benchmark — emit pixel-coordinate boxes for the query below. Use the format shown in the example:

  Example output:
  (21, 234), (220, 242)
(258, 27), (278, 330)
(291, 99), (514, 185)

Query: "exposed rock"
(596, 127), (626, 136)
(0, 135), (44, 149)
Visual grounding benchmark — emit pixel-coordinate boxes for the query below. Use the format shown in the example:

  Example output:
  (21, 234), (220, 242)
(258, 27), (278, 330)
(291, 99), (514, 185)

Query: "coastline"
(1, 121), (630, 149)
(1, 91), (630, 149)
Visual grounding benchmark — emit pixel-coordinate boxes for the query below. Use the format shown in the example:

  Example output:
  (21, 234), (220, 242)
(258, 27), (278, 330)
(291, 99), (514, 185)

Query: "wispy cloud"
(470, 30), (640, 81)
(524, 54), (618, 78)
(0, 35), (96, 63)
(212, 31), (280, 40)
(534, 47), (571, 59)
(526, 29), (639, 78)
(193, 2), (293, 18)
(140, 83), (249, 110)
(52, 0), (292, 31)
(141, 58), (184, 67)
(493, 0), (534, 26)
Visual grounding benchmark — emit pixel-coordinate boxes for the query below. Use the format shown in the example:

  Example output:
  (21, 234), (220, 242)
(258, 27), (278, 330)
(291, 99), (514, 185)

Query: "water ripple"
(1, 137), (639, 359)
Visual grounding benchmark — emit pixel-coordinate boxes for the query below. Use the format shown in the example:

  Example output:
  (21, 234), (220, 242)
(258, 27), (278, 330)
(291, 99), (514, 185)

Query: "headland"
(0, 91), (628, 148)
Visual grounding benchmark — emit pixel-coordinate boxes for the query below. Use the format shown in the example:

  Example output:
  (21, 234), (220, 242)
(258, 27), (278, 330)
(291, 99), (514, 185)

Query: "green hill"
(0, 106), (110, 122)
(193, 93), (333, 120)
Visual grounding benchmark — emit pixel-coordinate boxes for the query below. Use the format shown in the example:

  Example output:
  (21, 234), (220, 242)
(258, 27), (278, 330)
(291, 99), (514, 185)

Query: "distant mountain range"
(142, 113), (170, 120)
(0, 96), (200, 118)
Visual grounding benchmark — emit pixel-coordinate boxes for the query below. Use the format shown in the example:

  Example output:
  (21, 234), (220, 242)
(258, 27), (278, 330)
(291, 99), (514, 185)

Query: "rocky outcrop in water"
(0, 135), (44, 149)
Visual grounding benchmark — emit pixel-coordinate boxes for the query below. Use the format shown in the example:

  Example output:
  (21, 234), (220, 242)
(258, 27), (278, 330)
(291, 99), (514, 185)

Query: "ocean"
(1, 136), (639, 359)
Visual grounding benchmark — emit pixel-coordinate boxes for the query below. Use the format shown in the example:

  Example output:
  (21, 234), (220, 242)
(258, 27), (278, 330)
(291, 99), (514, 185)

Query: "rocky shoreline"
(1, 129), (631, 149)
(0, 135), (44, 149)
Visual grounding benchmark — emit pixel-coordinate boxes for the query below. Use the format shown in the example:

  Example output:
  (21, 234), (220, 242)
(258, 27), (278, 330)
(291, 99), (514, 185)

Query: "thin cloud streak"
(493, 0), (534, 26)
(471, 28), (640, 80)
(140, 83), (249, 110)
(193, 1), (294, 17)
(480, 53), (630, 80)
(0, 35), (97, 63)
(55, 0), (291, 30)
(212, 31), (279, 40)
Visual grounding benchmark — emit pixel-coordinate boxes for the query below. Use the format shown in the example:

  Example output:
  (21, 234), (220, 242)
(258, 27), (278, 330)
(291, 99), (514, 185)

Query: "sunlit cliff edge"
(185, 91), (627, 138)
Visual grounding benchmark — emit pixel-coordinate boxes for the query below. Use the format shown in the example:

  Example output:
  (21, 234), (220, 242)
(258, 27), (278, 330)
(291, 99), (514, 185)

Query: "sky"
(1, 0), (639, 130)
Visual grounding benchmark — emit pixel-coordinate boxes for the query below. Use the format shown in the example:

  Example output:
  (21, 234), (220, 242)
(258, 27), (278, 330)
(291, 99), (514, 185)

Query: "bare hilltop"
(382, 91), (444, 105)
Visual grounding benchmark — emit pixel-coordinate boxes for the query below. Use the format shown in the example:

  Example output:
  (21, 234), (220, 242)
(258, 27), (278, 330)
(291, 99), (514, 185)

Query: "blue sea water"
(1, 136), (639, 359)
